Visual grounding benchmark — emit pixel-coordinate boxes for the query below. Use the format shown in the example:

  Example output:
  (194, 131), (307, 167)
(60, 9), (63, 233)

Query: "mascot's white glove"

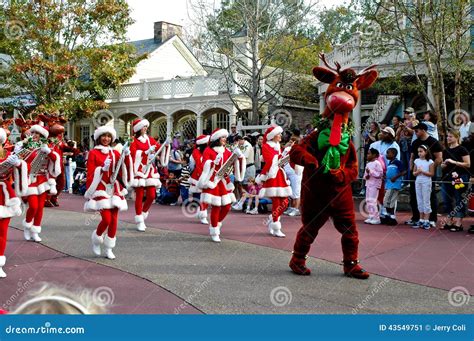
(6, 154), (20, 167)
(102, 157), (111, 172)
(233, 148), (244, 158)
(146, 145), (156, 155)
(214, 153), (223, 165)
(40, 144), (51, 154)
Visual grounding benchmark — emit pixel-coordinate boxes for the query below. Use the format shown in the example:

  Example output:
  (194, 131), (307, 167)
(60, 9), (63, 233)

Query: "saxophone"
(215, 148), (239, 178)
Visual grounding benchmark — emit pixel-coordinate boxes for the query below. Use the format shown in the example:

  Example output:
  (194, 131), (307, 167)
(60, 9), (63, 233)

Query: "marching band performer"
(256, 126), (292, 237)
(0, 128), (28, 277)
(22, 124), (61, 242)
(85, 126), (133, 259)
(198, 128), (246, 242)
(189, 134), (210, 224)
(130, 118), (170, 232)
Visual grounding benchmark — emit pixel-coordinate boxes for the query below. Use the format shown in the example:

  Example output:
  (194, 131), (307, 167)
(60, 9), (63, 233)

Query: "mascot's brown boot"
(343, 260), (369, 279)
(289, 252), (311, 275)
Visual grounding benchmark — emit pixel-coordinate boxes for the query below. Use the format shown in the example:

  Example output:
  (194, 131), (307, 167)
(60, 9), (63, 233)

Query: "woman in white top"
(413, 145), (435, 230)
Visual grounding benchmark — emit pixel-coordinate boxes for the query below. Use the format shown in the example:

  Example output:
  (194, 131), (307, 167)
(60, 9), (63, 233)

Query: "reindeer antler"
(319, 53), (342, 73)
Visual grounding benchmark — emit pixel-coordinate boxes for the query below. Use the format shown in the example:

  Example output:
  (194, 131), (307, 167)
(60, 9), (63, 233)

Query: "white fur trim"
(131, 178), (161, 188)
(94, 126), (116, 141)
(267, 155), (280, 179)
(213, 146), (225, 154)
(31, 225), (41, 233)
(200, 192), (236, 206)
(198, 210), (208, 219)
(133, 150), (144, 175)
(48, 151), (61, 177)
(92, 231), (104, 244)
(94, 145), (112, 154)
(266, 126), (283, 141)
(160, 144), (170, 167)
(196, 135), (210, 145)
(0, 255), (5, 266)
(47, 178), (57, 195)
(26, 181), (51, 196)
(209, 226), (219, 236)
(266, 140), (281, 152)
(133, 119), (150, 133)
(22, 219), (33, 229)
(269, 221), (282, 231)
(103, 236), (116, 248)
(189, 182), (202, 194)
(0, 129), (6, 144)
(14, 160), (29, 196)
(210, 129), (229, 141)
(143, 211), (149, 220)
(84, 167), (102, 200)
(198, 160), (214, 189)
(258, 186), (292, 198)
(0, 197), (22, 218)
(30, 125), (49, 138)
(135, 215), (144, 223)
(233, 156), (246, 182)
(84, 196), (128, 212)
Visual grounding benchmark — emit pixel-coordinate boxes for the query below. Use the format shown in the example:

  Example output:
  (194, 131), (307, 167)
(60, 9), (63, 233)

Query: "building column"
(352, 93), (362, 153)
(319, 93), (325, 115)
(166, 114), (173, 139)
(196, 113), (203, 136)
(113, 118), (121, 138)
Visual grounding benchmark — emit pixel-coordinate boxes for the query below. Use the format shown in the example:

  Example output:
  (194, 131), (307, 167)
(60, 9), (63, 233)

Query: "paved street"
(0, 194), (473, 314)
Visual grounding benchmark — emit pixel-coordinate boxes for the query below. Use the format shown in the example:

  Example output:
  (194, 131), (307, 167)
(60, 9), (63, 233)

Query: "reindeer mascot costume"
(0, 128), (28, 277)
(289, 54), (378, 279)
(130, 118), (170, 232)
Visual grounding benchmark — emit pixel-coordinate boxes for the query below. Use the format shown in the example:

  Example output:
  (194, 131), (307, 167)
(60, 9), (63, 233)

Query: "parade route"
(0, 194), (472, 314)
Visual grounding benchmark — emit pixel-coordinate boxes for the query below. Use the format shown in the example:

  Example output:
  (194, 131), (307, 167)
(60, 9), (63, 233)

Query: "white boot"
(22, 219), (33, 241)
(269, 221), (285, 238)
(0, 255), (6, 278)
(267, 216), (274, 235)
(135, 214), (147, 232)
(209, 226), (221, 243)
(31, 225), (42, 242)
(91, 231), (104, 256)
(142, 211), (149, 220)
(103, 236), (116, 259)
(198, 210), (208, 225)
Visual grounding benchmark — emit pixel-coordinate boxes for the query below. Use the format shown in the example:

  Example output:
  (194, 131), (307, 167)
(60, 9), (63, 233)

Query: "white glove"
(14, 143), (22, 154)
(123, 148), (130, 156)
(165, 137), (171, 145)
(102, 157), (111, 172)
(6, 154), (20, 167)
(214, 153), (223, 165)
(146, 145), (156, 155)
(233, 148), (244, 158)
(148, 153), (156, 161)
(40, 144), (51, 154)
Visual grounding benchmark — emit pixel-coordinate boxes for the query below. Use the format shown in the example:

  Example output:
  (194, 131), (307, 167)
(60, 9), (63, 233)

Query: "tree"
(188, 0), (318, 122)
(0, 0), (146, 120)
(358, 0), (473, 143)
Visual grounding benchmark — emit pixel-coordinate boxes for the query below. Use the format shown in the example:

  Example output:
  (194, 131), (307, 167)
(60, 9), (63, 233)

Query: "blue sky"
(126, 0), (349, 41)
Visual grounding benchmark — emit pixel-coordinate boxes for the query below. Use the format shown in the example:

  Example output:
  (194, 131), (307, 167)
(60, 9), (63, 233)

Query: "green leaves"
(0, 0), (144, 120)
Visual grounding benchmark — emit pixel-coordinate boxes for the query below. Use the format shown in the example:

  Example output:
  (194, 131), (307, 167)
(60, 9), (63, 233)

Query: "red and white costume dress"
(189, 135), (210, 224)
(21, 125), (61, 243)
(47, 137), (67, 206)
(85, 126), (133, 259)
(256, 126), (292, 237)
(0, 128), (28, 278)
(198, 128), (246, 242)
(130, 118), (170, 232)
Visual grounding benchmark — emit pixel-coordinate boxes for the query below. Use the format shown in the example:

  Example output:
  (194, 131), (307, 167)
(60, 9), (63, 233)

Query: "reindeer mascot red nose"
(289, 54), (378, 279)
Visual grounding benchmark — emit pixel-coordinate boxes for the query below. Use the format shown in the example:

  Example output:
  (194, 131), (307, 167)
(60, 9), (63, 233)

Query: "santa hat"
(30, 124), (49, 138)
(210, 128), (228, 142)
(196, 134), (210, 145)
(0, 128), (6, 144)
(263, 125), (283, 142)
(132, 118), (150, 133)
(93, 126), (117, 141)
